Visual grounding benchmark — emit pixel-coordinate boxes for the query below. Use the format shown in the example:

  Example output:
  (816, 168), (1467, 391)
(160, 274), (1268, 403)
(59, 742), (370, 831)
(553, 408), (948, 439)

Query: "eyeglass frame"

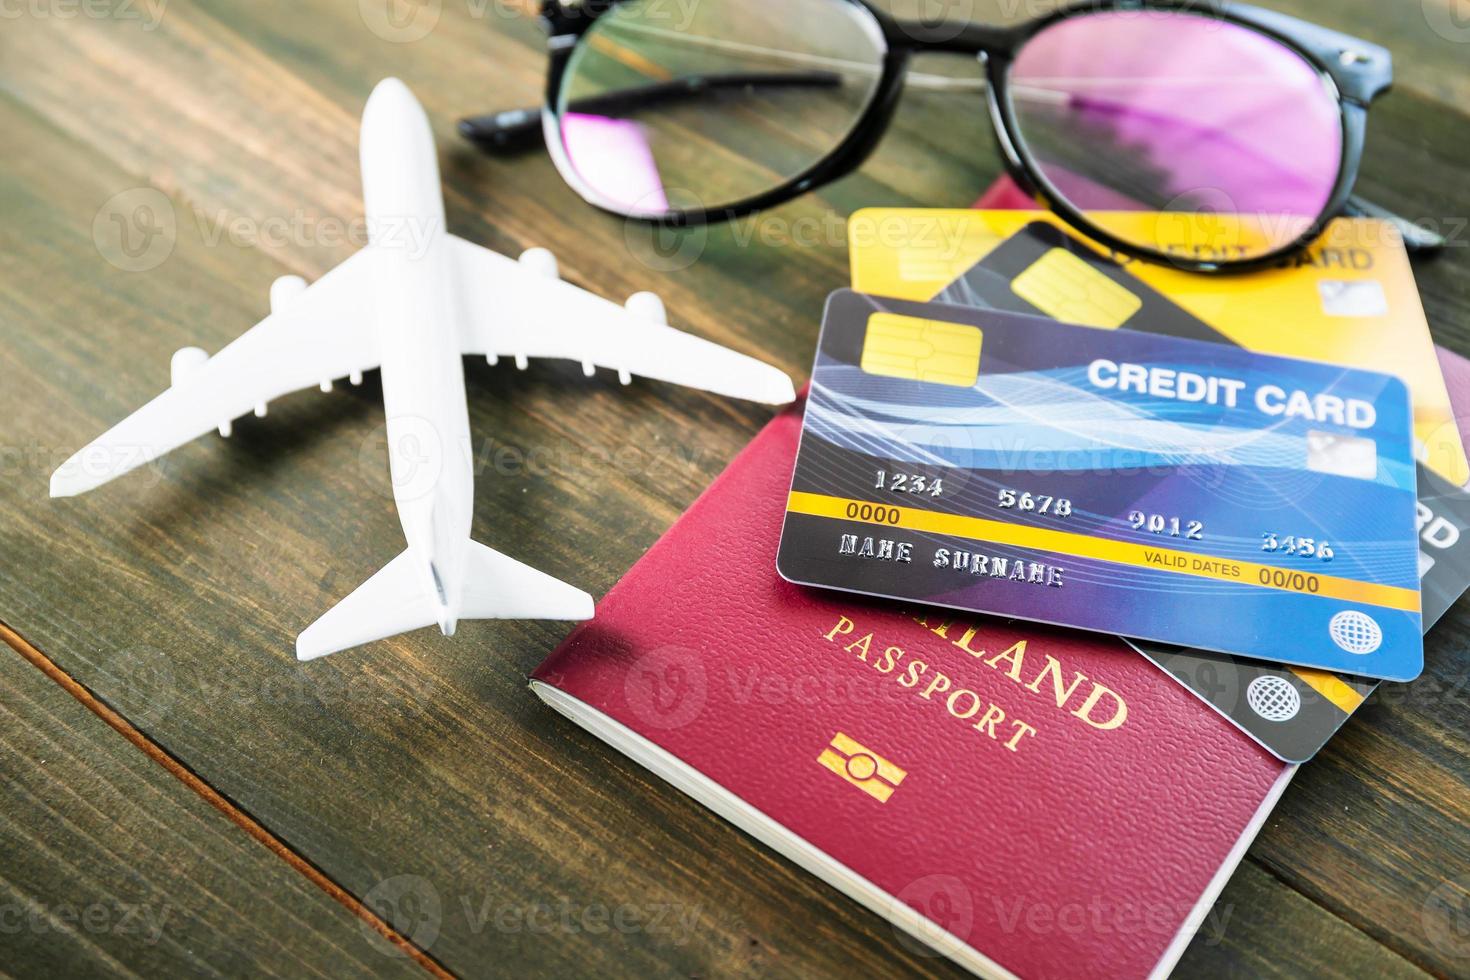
(514, 0), (1420, 273)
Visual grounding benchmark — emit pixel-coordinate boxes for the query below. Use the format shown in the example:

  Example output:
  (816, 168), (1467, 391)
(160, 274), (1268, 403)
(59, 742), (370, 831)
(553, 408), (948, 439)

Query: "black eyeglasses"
(462, 0), (1443, 272)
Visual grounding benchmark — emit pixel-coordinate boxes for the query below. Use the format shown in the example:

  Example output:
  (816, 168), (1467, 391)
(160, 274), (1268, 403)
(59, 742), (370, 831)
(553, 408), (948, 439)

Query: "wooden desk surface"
(1, 2), (1466, 976)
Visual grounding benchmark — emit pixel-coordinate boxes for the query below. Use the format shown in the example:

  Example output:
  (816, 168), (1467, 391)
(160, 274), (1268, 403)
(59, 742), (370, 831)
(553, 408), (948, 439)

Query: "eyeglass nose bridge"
(876, 14), (1019, 56)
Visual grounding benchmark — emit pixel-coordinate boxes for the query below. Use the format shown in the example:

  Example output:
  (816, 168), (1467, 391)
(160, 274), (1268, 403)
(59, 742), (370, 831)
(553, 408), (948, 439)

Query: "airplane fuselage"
(359, 79), (471, 635)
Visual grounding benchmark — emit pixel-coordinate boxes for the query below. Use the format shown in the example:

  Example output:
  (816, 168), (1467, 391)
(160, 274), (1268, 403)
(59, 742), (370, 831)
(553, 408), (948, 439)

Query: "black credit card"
(936, 220), (1230, 344)
(1133, 462), (1470, 762)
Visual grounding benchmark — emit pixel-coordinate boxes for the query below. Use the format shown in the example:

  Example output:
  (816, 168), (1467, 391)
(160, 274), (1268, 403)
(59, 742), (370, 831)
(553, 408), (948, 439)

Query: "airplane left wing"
(447, 235), (795, 405)
(51, 249), (383, 497)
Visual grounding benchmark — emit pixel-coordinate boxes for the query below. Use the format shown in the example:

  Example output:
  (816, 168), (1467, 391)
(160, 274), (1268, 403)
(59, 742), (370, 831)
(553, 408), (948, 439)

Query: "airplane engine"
(621, 292), (666, 386)
(516, 247), (559, 371)
(169, 346), (233, 436)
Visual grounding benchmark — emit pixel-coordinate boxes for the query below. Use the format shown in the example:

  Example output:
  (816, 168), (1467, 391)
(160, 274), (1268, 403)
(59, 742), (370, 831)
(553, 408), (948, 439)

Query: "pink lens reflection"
(561, 112), (670, 213)
(1009, 11), (1344, 254)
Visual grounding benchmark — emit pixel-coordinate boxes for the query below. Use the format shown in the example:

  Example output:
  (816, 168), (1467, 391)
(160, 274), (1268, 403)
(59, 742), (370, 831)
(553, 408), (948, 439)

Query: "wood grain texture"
(0, 628), (428, 977)
(0, 1), (1465, 978)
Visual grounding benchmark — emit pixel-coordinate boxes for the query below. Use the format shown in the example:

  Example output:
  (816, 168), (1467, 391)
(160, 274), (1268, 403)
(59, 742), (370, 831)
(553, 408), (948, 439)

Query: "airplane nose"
(360, 77), (431, 152)
(438, 618), (457, 637)
(364, 77), (416, 117)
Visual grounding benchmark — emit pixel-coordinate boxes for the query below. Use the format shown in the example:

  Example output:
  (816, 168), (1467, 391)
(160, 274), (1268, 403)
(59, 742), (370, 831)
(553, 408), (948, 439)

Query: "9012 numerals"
(1129, 511), (1203, 540)
(874, 470), (943, 497)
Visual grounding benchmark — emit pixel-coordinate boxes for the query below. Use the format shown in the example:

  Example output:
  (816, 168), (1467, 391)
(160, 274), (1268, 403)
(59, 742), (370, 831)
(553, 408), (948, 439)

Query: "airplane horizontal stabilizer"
(460, 540), (594, 621)
(296, 542), (593, 661)
(296, 549), (438, 661)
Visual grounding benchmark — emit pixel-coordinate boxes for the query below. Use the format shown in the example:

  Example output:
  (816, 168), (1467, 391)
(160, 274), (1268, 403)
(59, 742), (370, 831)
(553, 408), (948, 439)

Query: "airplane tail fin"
(296, 542), (593, 661)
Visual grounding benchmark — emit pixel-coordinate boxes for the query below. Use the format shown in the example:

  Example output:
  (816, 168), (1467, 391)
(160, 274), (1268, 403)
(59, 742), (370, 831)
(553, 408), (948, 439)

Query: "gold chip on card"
(860, 313), (982, 388)
(1011, 247), (1143, 329)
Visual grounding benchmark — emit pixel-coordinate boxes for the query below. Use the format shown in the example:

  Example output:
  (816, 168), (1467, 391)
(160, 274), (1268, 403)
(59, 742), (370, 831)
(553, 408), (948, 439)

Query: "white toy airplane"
(50, 78), (795, 661)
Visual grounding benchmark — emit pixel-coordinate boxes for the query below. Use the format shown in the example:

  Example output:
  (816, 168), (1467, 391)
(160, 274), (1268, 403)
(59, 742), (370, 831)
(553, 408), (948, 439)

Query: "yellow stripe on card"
(861, 313), (982, 388)
(1012, 248), (1143, 329)
(785, 490), (1421, 613)
(1289, 667), (1368, 713)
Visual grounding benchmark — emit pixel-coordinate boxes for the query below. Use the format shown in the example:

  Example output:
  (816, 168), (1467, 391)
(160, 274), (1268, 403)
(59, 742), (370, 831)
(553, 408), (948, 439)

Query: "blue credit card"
(777, 290), (1424, 681)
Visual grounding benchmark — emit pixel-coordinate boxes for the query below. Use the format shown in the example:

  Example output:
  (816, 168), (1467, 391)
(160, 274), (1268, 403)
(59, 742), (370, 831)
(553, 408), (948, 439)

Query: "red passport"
(533, 397), (1292, 979)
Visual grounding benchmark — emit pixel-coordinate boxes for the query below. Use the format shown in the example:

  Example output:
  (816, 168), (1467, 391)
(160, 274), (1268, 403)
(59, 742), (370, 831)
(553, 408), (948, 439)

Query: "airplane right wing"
(51, 250), (383, 497)
(447, 235), (796, 405)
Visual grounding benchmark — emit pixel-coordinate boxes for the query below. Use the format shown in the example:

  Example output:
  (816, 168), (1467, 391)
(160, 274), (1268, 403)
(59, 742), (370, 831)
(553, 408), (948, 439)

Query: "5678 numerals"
(998, 488), (1072, 517)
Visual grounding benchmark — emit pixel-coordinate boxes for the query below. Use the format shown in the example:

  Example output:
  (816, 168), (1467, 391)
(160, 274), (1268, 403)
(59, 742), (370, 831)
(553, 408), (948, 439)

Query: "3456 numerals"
(1261, 533), (1335, 561)
(874, 470), (943, 497)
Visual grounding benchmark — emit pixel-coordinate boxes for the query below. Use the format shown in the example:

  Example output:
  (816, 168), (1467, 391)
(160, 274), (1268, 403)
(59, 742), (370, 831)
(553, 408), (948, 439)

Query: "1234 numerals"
(874, 470), (943, 497)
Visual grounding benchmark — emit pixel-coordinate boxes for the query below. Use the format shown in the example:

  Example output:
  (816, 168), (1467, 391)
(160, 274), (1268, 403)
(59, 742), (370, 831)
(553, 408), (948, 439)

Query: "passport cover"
(532, 396), (1292, 979)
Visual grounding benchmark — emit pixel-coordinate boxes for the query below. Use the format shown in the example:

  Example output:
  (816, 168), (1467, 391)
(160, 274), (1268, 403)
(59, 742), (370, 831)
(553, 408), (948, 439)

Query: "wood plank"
(1245, 616), (1470, 976)
(1173, 862), (1428, 979)
(0, 13), (963, 978)
(0, 2), (1465, 977)
(0, 633), (427, 977)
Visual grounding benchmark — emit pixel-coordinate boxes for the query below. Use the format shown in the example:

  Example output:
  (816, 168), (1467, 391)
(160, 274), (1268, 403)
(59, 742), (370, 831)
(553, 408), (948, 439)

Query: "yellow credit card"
(848, 209), (1468, 485)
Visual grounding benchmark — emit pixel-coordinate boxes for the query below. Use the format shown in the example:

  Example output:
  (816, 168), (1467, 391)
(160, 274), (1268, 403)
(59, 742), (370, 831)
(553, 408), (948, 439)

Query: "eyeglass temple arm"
(458, 69), (842, 152)
(1342, 196), (1446, 255)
